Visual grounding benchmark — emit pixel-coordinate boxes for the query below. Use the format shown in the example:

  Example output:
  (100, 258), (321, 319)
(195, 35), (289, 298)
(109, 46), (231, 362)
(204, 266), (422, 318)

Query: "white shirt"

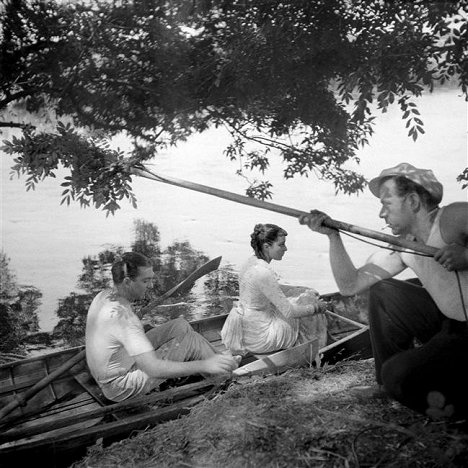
(85, 289), (153, 386)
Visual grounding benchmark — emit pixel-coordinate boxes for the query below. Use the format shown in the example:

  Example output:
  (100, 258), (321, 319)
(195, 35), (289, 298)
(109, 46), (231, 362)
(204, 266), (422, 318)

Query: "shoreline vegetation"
(72, 358), (468, 468)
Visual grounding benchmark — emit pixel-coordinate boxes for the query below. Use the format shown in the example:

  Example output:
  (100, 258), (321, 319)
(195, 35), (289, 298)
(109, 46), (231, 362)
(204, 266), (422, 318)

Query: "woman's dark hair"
(111, 252), (153, 284)
(250, 224), (287, 260)
(392, 176), (439, 209)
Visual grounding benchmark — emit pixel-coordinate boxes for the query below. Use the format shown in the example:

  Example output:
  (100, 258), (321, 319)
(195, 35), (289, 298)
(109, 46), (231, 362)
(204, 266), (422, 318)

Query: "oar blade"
(142, 256), (223, 315)
(233, 339), (319, 378)
(160, 256), (222, 300)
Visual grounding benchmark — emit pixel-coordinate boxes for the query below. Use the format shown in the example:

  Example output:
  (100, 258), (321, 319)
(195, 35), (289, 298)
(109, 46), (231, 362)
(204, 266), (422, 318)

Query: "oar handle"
(0, 349), (86, 421)
(132, 168), (437, 256)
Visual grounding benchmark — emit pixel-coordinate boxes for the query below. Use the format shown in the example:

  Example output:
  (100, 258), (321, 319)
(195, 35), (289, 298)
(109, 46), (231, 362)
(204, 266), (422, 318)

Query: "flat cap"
(368, 162), (443, 203)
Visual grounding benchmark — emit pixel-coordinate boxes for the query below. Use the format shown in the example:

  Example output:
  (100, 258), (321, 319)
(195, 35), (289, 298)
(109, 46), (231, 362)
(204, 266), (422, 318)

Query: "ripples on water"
(143, 296), (235, 325)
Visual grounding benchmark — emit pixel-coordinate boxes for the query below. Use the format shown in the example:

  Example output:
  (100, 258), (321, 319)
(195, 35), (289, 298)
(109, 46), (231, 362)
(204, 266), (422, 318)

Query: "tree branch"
(224, 121), (303, 154)
(0, 122), (35, 129)
(0, 90), (35, 109)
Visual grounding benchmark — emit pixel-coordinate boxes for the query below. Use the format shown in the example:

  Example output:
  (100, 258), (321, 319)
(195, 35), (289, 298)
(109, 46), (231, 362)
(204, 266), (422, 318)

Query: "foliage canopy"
(1, 0), (467, 213)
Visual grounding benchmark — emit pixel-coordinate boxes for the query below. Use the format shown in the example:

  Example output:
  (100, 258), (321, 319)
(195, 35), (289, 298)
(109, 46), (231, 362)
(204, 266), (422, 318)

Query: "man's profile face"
(378, 179), (412, 236)
(129, 266), (154, 301)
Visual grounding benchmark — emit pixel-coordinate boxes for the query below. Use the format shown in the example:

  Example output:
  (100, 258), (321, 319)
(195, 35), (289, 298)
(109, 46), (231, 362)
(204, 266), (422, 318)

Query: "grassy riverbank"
(72, 359), (468, 468)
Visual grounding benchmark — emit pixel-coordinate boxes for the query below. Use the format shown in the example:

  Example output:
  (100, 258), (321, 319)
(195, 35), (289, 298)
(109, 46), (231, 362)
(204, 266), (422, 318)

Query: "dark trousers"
(368, 279), (468, 418)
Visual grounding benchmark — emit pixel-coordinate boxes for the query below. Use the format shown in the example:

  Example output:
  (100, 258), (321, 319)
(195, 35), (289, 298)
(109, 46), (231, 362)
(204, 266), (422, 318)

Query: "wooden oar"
(0, 349), (86, 422)
(132, 167), (437, 256)
(0, 256), (223, 422)
(233, 339), (319, 378)
(140, 255), (222, 315)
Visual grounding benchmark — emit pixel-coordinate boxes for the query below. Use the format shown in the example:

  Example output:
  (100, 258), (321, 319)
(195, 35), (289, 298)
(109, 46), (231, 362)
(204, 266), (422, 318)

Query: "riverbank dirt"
(72, 358), (468, 468)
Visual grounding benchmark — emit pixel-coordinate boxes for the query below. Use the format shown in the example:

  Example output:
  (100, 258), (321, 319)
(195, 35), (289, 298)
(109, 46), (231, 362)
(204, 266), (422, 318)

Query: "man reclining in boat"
(300, 162), (468, 420)
(85, 252), (239, 402)
(221, 223), (328, 356)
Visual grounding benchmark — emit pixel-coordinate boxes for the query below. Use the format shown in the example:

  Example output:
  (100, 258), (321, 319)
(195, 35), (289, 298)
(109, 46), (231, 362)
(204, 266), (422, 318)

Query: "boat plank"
(0, 347), (83, 371)
(0, 379), (224, 444)
(0, 395), (206, 458)
(234, 339), (319, 378)
(320, 326), (371, 364)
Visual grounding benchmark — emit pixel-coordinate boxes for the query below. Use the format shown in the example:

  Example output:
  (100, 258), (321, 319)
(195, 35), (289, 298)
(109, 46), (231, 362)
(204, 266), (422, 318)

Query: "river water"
(1, 86), (467, 331)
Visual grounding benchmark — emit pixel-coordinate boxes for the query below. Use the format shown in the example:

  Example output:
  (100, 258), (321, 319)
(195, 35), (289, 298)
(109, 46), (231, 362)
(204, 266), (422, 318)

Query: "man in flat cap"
(300, 162), (468, 420)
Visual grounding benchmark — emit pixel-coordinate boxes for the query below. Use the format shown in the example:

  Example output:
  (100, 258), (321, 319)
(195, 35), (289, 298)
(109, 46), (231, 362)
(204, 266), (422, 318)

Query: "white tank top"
(401, 207), (468, 321)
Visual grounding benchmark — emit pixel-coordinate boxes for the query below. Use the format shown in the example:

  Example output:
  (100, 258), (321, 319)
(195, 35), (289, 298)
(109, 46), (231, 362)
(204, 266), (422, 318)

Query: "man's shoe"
(350, 384), (388, 400)
(426, 391), (455, 420)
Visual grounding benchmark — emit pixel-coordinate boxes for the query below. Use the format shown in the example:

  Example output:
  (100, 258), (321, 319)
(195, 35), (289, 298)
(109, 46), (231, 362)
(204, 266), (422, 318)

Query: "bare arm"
(134, 352), (238, 379)
(328, 231), (396, 295)
(300, 211), (401, 295)
(435, 202), (468, 272)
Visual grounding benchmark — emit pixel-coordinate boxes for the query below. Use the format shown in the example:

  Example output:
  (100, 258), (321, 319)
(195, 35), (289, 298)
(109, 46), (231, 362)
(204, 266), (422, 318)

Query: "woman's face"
(264, 234), (287, 262)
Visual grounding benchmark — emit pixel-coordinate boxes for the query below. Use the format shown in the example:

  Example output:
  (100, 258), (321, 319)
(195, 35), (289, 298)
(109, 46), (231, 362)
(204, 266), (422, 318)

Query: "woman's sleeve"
(254, 267), (314, 319)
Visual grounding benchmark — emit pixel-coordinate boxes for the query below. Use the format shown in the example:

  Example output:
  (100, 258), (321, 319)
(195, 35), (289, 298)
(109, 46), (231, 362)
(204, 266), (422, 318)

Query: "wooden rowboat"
(0, 290), (371, 466)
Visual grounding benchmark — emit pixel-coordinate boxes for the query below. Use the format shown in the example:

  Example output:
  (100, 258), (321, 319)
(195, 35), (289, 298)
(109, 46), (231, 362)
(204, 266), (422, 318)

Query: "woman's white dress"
(221, 256), (328, 355)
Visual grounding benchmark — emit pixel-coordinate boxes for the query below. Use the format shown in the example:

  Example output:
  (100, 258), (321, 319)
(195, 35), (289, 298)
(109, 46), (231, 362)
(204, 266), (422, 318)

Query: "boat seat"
(73, 372), (114, 406)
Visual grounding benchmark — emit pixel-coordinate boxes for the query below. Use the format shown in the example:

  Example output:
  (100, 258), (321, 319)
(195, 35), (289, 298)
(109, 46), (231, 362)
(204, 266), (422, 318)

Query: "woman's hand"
(308, 298), (327, 315)
(316, 299), (328, 314)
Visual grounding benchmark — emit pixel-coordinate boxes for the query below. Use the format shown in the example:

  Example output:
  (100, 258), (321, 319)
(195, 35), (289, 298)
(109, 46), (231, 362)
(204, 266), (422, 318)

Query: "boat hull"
(0, 291), (371, 465)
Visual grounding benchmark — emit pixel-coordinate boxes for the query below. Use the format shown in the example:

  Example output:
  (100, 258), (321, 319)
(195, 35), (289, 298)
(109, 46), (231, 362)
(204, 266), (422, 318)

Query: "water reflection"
(142, 294), (237, 326)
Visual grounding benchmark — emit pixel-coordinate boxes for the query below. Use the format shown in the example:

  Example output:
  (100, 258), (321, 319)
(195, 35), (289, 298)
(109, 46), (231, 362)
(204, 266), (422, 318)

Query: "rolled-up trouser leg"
(146, 317), (218, 361)
(382, 319), (468, 418)
(138, 318), (219, 394)
(368, 279), (444, 384)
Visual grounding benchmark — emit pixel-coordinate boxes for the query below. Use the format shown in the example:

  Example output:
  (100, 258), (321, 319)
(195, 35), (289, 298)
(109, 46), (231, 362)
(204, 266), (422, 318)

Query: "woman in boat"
(221, 223), (328, 355)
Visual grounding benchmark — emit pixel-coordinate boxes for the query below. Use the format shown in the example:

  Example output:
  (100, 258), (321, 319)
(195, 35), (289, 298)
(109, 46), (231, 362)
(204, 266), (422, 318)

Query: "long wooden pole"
(132, 167), (437, 256)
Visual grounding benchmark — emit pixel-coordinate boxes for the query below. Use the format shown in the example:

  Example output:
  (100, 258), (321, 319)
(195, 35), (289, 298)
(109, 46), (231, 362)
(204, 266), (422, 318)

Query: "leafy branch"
(3, 122), (137, 215)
